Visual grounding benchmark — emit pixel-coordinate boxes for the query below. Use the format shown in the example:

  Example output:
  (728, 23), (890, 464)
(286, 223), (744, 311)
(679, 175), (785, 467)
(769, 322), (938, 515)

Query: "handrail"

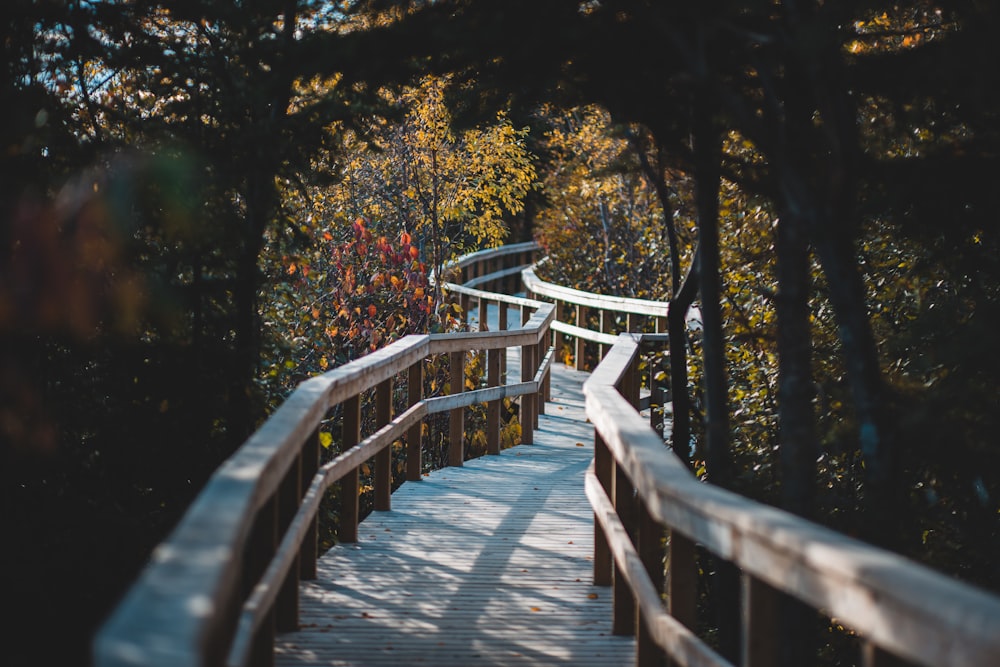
(584, 333), (1000, 667)
(523, 264), (670, 318)
(92, 243), (551, 667)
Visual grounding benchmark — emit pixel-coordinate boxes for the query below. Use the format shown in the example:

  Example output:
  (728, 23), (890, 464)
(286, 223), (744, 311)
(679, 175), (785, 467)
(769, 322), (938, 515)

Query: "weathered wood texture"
(274, 362), (634, 666)
(585, 333), (1000, 667)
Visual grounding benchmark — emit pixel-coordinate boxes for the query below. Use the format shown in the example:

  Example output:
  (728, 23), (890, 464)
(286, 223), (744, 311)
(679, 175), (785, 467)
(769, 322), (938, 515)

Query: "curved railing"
(584, 334), (1000, 667)
(93, 241), (1000, 667)
(93, 243), (552, 667)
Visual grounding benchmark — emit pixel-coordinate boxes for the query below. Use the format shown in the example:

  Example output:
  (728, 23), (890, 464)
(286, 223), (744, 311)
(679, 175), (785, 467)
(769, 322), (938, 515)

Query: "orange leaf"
(400, 232), (411, 245)
(409, 246), (419, 259)
(368, 304), (377, 318)
(287, 262), (297, 275)
(323, 231), (333, 241)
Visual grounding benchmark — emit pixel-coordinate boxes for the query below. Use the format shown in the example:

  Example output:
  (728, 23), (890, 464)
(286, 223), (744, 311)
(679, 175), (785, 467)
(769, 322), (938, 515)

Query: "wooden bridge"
(94, 243), (1000, 667)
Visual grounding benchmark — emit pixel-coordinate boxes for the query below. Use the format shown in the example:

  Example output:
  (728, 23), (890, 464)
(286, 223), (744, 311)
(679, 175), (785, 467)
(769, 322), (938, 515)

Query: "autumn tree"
(318, 75), (535, 313)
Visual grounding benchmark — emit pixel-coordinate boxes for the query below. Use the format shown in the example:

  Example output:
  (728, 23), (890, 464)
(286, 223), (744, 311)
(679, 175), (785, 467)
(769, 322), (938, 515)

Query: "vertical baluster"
(613, 459), (637, 636)
(487, 343), (501, 455)
(576, 304), (589, 371)
(600, 309), (613, 359)
(449, 350), (466, 466)
(374, 378), (392, 511)
(300, 428), (320, 580)
(276, 454), (302, 633)
(554, 299), (562, 351)
(498, 300), (508, 383)
(667, 531), (697, 667)
(479, 296), (489, 332)
(520, 305), (534, 445)
(406, 361), (423, 482)
(339, 394), (361, 543)
(637, 498), (665, 667)
(247, 496), (277, 667)
(741, 574), (779, 667)
(594, 433), (613, 586)
(535, 336), (544, 423)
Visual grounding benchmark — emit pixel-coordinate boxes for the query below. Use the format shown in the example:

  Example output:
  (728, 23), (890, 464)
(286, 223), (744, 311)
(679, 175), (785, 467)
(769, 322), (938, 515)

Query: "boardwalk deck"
(274, 338), (634, 665)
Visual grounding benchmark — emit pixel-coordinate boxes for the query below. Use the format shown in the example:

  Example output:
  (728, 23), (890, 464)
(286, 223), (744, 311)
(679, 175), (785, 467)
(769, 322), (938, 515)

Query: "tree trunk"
(693, 95), (739, 664)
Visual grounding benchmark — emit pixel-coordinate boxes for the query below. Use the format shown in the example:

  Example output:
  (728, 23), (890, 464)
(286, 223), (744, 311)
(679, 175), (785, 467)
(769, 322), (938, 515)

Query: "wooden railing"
(584, 333), (1000, 667)
(94, 241), (1000, 667)
(92, 243), (552, 667)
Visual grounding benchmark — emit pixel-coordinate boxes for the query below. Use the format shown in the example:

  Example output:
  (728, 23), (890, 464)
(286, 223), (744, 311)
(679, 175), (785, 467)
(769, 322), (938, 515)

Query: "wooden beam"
(487, 347), (501, 455)
(449, 350), (465, 467)
(406, 362), (423, 482)
(339, 395), (361, 543)
(741, 575), (779, 667)
(374, 378), (392, 511)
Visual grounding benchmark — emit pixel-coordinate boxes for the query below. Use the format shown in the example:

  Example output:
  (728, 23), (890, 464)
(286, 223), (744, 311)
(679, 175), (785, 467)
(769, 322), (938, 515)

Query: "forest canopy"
(3, 1), (999, 665)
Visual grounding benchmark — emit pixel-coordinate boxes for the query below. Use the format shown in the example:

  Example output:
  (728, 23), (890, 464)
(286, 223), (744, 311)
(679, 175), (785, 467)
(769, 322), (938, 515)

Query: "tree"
(320, 75), (536, 313)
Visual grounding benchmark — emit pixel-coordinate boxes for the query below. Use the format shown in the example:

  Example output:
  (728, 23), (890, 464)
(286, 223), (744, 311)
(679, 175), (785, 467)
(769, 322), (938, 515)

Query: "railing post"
(594, 433), (612, 586)
(461, 292), (471, 325)
(487, 344), (501, 455)
(741, 574), (779, 667)
(374, 378), (392, 511)
(627, 312), (639, 333)
(339, 394), (361, 543)
(624, 344), (641, 410)
(449, 350), (466, 466)
(575, 304), (589, 371)
(498, 301), (508, 383)
(613, 459), (637, 636)
(479, 296), (489, 332)
(406, 361), (423, 481)
(554, 299), (562, 351)
(246, 497), (277, 667)
(637, 498), (665, 667)
(276, 454), (302, 633)
(667, 531), (697, 667)
(535, 336), (545, 422)
(300, 428), (320, 580)
(600, 309), (614, 359)
(520, 305), (534, 445)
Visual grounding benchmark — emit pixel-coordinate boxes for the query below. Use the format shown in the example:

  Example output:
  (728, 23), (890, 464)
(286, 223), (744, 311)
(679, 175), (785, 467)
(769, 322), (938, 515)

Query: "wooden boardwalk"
(274, 352), (635, 666)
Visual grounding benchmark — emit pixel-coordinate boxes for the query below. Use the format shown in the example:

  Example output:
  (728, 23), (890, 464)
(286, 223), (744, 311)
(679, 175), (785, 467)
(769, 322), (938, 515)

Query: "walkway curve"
(273, 307), (634, 666)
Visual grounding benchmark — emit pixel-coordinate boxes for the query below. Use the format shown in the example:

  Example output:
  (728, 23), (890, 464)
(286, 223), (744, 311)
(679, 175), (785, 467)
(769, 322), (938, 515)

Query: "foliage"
(315, 74), (536, 310)
(533, 105), (690, 299)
